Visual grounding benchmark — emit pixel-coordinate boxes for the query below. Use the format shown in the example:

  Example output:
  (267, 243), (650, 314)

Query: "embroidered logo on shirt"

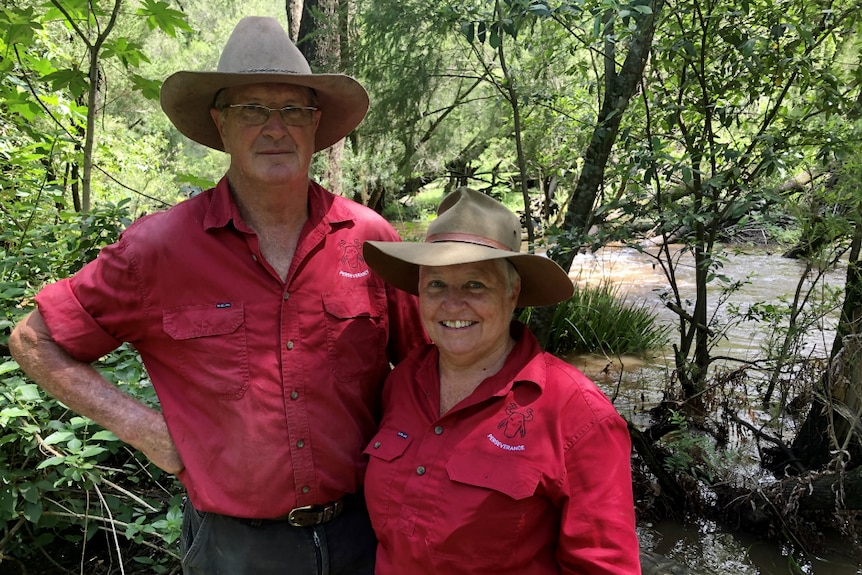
(397, 431), (409, 439)
(486, 403), (532, 451)
(497, 402), (534, 439)
(338, 239), (370, 279)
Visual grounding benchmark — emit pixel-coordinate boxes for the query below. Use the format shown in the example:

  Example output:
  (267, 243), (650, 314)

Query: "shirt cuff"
(35, 280), (122, 363)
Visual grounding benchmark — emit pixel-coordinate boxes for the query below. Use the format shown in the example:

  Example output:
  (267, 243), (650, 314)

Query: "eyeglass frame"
(221, 103), (320, 127)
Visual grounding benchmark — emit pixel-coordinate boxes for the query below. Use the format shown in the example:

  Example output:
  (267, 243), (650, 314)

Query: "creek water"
(564, 244), (859, 575)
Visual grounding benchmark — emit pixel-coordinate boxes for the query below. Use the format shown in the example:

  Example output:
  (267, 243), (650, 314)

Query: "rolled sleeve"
(36, 279), (122, 363)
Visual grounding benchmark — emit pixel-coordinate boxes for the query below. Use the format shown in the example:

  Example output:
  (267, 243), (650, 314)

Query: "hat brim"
(160, 71), (369, 152)
(363, 241), (574, 308)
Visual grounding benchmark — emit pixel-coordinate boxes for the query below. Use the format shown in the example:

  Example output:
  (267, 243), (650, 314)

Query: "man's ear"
(210, 107), (228, 151)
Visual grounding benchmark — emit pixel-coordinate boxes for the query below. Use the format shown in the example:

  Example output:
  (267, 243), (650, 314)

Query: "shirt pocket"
(363, 429), (413, 531)
(428, 451), (544, 566)
(323, 288), (386, 382)
(162, 303), (249, 399)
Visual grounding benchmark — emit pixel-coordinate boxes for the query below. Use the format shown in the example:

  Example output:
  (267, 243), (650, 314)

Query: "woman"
(362, 187), (641, 574)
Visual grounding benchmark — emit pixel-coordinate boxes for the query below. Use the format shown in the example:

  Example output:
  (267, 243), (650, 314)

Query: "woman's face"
(418, 260), (520, 368)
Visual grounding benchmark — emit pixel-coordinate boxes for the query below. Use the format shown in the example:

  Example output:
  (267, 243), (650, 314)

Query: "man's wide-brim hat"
(364, 187), (574, 308)
(160, 16), (369, 152)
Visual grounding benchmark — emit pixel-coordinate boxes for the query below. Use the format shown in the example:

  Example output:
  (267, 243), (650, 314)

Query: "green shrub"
(1, 199), (183, 572)
(529, 279), (671, 356)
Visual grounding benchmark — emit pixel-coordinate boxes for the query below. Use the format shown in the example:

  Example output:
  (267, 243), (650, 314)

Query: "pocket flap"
(323, 288), (383, 319)
(364, 429), (413, 462)
(163, 304), (244, 340)
(446, 452), (540, 500)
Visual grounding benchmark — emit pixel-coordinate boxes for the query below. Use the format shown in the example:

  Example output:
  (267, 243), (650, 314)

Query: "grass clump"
(534, 279), (670, 356)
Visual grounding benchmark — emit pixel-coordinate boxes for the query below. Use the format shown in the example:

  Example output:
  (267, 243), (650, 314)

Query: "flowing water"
(564, 244), (859, 575)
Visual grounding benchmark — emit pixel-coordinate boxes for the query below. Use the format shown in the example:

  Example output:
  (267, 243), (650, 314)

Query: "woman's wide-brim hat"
(364, 187), (574, 307)
(160, 16), (369, 153)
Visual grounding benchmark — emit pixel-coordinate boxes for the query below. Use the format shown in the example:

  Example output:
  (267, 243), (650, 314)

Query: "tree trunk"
(286, 0), (303, 42)
(790, 333), (862, 472)
(529, 1), (662, 343)
(556, 0), (663, 274)
(291, 0), (349, 197)
(719, 465), (862, 530)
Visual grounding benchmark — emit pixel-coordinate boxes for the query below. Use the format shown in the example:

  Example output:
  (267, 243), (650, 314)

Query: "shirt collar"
(488, 321), (546, 397)
(202, 177), (354, 232)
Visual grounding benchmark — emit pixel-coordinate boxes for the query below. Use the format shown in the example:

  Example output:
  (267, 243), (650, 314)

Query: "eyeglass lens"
(227, 104), (317, 126)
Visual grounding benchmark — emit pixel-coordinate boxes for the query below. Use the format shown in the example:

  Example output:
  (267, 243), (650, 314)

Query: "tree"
(289, 0), (351, 198)
(624, 0), (862, 397)
(2, 0), (190, 212)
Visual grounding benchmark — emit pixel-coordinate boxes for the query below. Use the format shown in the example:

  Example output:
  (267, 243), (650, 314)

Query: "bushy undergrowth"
(531, 279), (671, 356)
(1, 199), (184, 573)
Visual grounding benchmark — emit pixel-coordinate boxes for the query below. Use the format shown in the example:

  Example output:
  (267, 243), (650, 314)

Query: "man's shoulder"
(123, 192), (210, 239)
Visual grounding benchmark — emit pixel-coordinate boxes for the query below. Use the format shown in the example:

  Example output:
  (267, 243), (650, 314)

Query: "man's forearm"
(9, 311), (184, 474)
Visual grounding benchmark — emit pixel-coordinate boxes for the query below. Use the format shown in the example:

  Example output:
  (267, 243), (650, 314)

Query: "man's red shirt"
(364, 322), (641, 574)
(36, 178), (427, 518)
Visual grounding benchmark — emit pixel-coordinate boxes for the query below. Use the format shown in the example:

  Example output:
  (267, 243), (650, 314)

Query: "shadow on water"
(566, 245), (860, 575)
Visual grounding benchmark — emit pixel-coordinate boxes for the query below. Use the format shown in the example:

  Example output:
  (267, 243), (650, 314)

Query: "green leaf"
(43, 431), (75, 446)
(23, 500), (43, 523)
(16, 384), (42, 402)
(129, 74), (162, 101)
(527, 4), (552, 17)
(101, 37), (150, 69)
(79, 446), (107, 458)
(0, 407), (30, 420)
(136, 0), (192, 36)
(460, 21), (475, 43)
(0, 361), (19, 376)
(91, 430), (118, 441)
(19, 482), (40, 504)
(41, 68), (89, 98)
(37, 456), (67, 469)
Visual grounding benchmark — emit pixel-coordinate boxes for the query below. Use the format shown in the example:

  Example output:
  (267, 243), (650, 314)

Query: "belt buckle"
(287, 504), (317, 527)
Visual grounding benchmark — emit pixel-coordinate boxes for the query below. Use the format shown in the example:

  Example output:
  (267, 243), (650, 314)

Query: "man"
(9, 16), (426, 574)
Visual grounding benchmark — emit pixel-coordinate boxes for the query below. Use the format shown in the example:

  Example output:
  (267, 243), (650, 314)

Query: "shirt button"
(286, 341), (294, 350)
(416, 466), (426, 476)
(283, 292), (290, 300)
(252, 255), (258, 262)
(373, 441), (381, 449)
(302, 485), (310, 494)
(290, 391), (299, 400)
(296, 440), (305, 448)
(434, 425), (443, 435)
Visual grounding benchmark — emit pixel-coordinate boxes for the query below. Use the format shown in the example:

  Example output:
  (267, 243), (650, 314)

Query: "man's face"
(210, 83), (320, 188)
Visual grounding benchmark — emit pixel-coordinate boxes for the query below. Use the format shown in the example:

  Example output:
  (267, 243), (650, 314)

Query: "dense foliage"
(2, 0), (862, 571)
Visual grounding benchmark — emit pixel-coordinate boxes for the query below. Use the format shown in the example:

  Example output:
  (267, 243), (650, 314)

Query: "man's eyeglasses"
(222, 104), (319, 126)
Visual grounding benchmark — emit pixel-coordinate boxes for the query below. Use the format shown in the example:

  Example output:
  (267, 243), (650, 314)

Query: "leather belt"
(285, 499), (344, 527)
(231, 494), (358, 528)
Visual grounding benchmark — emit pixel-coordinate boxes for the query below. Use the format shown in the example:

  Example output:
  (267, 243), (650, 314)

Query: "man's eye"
(239, 105), (267, 120)
(465, 281), (484, 289)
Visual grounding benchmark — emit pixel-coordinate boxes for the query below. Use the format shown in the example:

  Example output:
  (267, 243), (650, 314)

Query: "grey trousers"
(180, 498), (376, 575)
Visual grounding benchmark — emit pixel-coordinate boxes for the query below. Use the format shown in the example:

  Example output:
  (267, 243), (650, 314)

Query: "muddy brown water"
(566, 245), (858, 575)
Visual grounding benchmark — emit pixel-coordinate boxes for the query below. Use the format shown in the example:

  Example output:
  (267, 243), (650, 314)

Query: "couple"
(9, 16), (640, 575)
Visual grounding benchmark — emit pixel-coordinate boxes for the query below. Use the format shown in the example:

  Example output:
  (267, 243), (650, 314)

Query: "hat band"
(426, 232), (513, 251)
